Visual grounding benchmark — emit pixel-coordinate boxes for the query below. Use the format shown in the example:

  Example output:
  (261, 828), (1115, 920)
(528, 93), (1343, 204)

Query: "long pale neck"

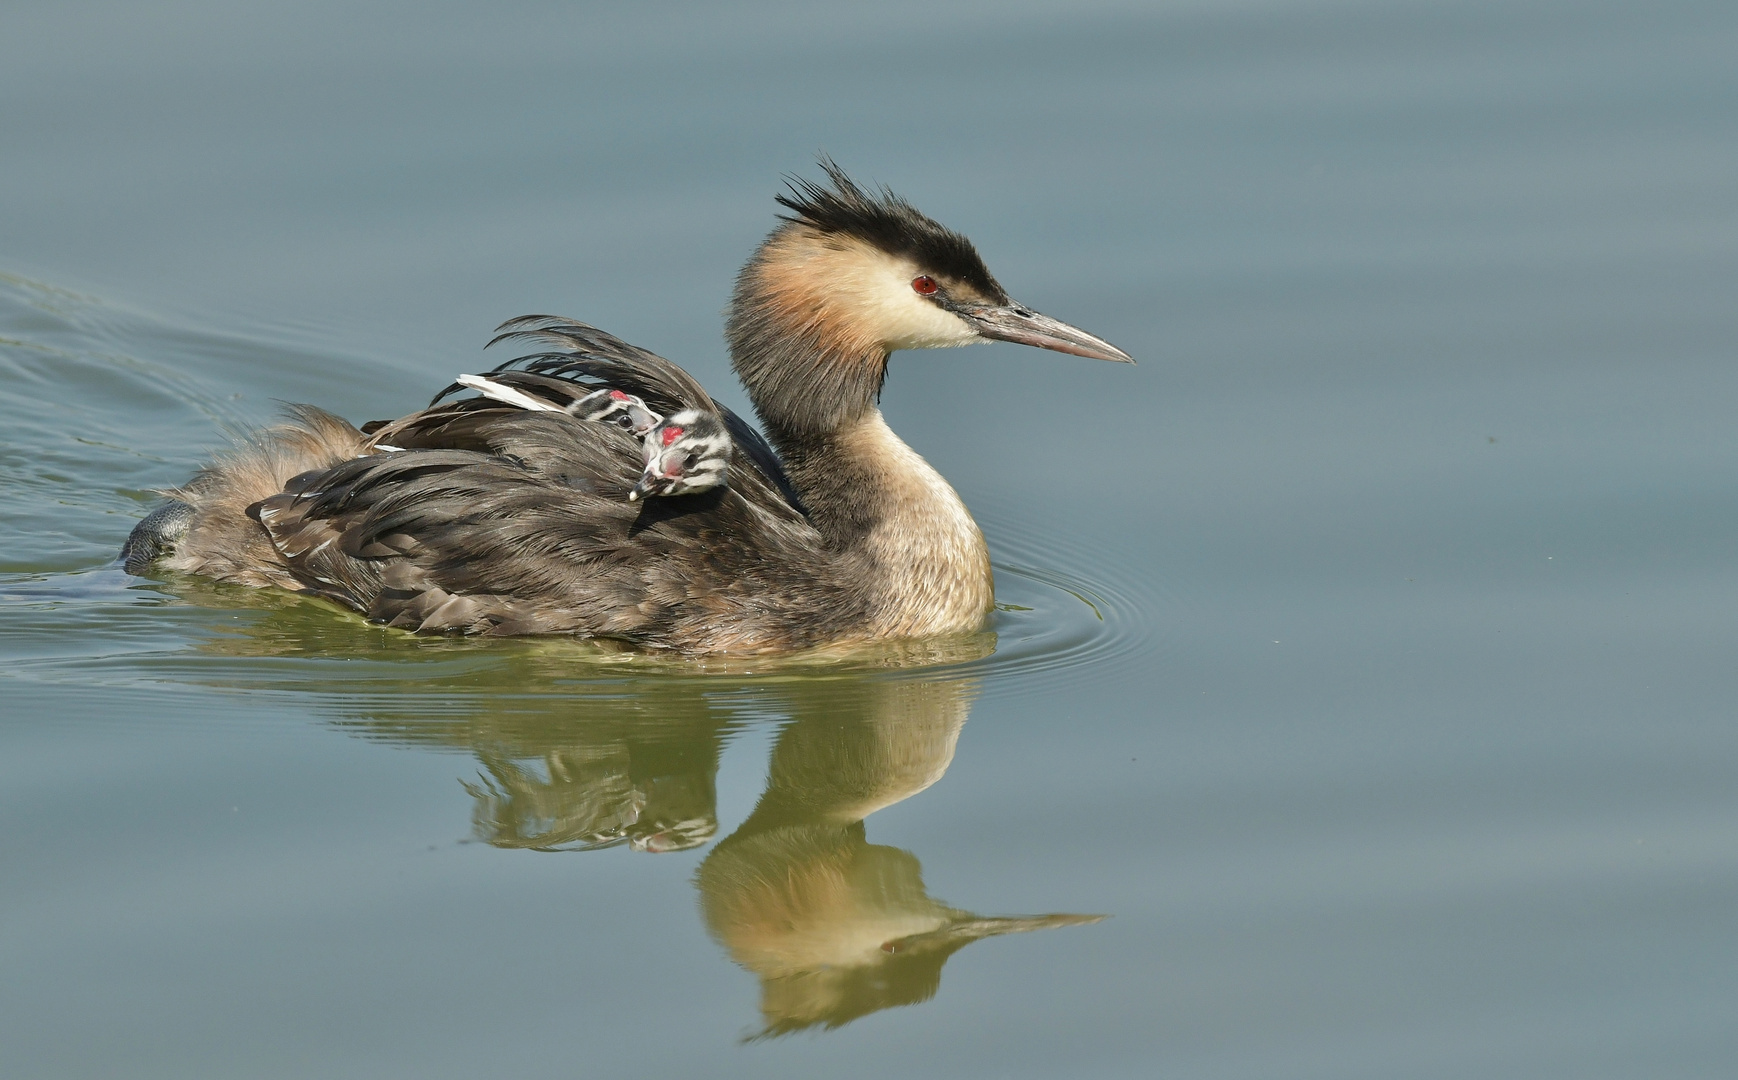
(777, 410), (993, 638)
(726, 230), (994, 636)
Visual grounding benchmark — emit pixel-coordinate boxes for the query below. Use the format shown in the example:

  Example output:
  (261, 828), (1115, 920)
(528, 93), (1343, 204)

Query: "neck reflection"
(697, 676), (1102, 1037)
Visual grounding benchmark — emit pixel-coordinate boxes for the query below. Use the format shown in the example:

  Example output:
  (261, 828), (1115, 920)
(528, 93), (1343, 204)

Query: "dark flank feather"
(717, 409), (808, 516)
(248, 412), (859, 650)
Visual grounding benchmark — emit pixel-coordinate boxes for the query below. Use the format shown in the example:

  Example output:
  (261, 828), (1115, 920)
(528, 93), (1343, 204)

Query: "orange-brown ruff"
(127, 163), (1133, 654)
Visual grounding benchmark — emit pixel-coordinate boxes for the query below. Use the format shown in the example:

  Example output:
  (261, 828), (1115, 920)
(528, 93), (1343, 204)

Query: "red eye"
(660, 425), (684, 446)
(911, 275), (938, 295)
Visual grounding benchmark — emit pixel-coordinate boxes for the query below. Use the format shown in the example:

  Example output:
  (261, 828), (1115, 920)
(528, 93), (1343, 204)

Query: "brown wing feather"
(485, 315), (720, 416)
(250, 412), (860, 651)
(409, 315), (808, 516)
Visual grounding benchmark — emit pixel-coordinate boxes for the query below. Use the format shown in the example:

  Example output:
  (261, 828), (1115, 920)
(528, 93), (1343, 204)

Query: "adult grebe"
(122, 163), (1133, 653)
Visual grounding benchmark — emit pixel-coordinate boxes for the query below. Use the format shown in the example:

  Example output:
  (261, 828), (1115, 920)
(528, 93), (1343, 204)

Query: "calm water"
(4, 1), (1738, 1075)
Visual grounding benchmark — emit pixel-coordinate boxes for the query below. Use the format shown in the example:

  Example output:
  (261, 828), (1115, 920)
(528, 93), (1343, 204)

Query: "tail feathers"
(484, 315), (720, 418)
(119, 501), (195, 573)
(153, 404), (368, 590)
(454, 374), (564, 413)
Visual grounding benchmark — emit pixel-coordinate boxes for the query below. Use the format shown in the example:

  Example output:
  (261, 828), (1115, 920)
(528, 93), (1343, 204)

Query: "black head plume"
(776, 158), (1008, 303)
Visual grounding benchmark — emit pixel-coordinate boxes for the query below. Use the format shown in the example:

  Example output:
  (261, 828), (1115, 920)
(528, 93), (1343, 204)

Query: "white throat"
(839, 411), (993, 636)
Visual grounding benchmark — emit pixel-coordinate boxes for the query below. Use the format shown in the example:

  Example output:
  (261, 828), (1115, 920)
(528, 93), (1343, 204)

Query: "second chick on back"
(630, 409), (732, 501)
(455, 373), (730, 501)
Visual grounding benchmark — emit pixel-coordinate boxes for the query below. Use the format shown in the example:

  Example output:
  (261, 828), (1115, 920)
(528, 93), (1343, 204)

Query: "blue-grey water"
(4, 1), (1737, 1076)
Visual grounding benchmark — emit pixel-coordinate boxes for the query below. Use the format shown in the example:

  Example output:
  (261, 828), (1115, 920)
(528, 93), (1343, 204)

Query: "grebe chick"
(456, 374), (723, 501)
(456, 374), (660, 437)
(629, 409), (732, 501)
(123, 162), (1132, 652)
(570, 388), (661, 437)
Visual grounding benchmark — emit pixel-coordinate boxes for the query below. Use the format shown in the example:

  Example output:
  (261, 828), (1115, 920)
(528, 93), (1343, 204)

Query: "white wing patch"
(455, 374), (564, 413)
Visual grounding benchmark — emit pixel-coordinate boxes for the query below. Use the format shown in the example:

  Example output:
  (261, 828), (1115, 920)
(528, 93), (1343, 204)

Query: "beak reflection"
(696, 677), (1105, 1037)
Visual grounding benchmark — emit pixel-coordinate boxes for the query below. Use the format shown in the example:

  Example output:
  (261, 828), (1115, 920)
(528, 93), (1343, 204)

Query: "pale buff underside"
(837, 411), (994, 637)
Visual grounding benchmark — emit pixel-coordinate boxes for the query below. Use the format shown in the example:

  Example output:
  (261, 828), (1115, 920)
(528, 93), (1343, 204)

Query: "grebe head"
(628, 409), (732, 501)
(570, 387), (661, 437)
(729, 160), (1132, 438)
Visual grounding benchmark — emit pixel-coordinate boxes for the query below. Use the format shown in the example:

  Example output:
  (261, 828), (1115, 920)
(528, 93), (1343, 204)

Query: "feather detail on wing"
(454, 373), (567, 413)
(423, 315), (807, 515)
(479, 315), (719, 415)
(243, 412), (851, 647)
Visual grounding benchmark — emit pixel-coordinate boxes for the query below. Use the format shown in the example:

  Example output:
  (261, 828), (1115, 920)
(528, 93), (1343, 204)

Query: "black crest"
(776, 158), (1008, 303)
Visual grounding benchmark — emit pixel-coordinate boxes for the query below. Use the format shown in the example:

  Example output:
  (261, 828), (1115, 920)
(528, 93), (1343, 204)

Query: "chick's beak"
(959, 302), (1134, 363)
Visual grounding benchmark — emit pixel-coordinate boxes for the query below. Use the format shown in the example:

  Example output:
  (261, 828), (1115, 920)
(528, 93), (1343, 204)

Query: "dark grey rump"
(119, 500), (194, 574)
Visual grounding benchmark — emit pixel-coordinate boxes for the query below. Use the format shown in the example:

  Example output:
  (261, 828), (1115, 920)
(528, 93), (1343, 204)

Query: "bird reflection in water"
(461, 715), (721, 853)
(445, 672), (1101, 1036)
(176, 594), (1104, 1034)
(696, 676), (1103, 1036)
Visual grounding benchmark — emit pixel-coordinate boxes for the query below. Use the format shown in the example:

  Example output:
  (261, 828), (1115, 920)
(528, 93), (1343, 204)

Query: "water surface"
(4, 2), (1738, 1076)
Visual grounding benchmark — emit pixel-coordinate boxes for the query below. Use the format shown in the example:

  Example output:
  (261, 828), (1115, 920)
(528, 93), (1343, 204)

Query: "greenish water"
(5, 1), (1738, 1076)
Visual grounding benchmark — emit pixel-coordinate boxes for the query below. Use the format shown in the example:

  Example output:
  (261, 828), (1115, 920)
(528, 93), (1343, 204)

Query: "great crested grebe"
(121, 163), (1132, 653)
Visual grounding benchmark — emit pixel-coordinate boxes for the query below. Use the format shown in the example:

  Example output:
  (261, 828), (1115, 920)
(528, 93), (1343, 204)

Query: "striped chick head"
(629, 409), (731, 501)
(570, 388), (661, 437)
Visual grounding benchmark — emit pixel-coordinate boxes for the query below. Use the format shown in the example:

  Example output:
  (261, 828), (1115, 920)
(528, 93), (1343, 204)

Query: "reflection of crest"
(173, 599), (1102, 1036)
